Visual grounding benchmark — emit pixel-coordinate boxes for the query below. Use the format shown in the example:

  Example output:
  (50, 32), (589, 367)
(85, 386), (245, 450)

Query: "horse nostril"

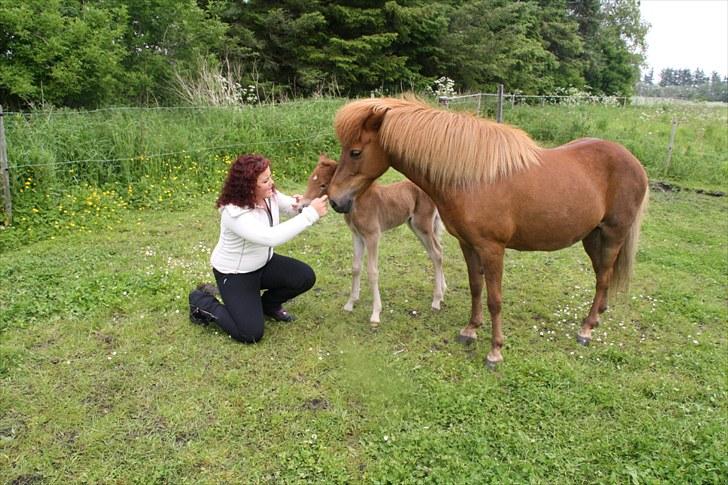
(330, 198), (351, 213)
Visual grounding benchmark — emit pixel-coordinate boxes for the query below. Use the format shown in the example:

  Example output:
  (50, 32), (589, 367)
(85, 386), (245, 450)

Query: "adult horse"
(327, 96), (649, 367)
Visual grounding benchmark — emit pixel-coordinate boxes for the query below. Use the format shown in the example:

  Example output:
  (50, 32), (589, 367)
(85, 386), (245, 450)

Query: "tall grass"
(1, 99), (726, 250)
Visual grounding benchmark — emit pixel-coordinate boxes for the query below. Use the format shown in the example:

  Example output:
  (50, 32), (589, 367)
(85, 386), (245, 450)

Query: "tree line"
(639, 68), (727, 102)
(0, 0), (648, 109)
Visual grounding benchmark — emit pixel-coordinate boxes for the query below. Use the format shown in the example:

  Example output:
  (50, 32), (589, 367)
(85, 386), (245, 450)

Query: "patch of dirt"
(650, 180), (725, 197)
(303, 398), (330, 411)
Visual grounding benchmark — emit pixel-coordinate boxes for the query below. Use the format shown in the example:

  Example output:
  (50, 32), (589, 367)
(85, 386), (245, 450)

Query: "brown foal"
(301, 155), (446, 323)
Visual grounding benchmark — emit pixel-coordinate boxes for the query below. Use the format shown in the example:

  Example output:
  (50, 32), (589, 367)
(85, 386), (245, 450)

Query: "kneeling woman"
(189, 153), (329, 343)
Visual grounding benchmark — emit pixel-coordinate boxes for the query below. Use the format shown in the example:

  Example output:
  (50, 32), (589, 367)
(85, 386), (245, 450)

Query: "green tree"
(440, 0), (560, 93)
(569, 0), (646, 95)
(0, 0), (127, 108)
(218, 1), (450, 96)
(106, 0), (228, 104)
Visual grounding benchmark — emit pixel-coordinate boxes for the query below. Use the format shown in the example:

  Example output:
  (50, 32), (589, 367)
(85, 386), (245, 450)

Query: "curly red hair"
(216, 154), (276, 209)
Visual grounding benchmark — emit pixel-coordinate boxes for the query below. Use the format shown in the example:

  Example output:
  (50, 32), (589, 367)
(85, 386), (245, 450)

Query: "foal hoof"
(576, 334), (591, 346)
(485, 358), (500, 370)
(456, 334), (476, 345)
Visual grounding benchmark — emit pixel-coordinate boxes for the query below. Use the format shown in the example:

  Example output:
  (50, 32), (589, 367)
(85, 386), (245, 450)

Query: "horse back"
(437, 138), (647, 251)
(548, 138), (648, 200)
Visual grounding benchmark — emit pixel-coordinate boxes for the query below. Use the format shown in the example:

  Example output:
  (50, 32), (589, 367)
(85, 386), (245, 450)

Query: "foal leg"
(408, 217), (446, 310)
(578, 227), (624, 345)
(457, 242), (484, 344)
(364, 233), (382, 323)
(344, 233), (365, 312)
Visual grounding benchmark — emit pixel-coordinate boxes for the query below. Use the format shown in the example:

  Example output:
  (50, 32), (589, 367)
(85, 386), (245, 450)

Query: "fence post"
(476, 94), (482, 116)
(664, 117), (678, 174)
(0, 105), (12, 226)
(496, 84), (504, 123)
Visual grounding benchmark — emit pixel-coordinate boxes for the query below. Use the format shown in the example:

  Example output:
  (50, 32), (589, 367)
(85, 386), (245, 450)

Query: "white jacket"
(210, 191), (320, 274)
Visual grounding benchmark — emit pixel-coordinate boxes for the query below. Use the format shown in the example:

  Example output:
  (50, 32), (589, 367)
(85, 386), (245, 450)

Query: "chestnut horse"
(301, 155), (446, 323)
(326, 96), (649, 366)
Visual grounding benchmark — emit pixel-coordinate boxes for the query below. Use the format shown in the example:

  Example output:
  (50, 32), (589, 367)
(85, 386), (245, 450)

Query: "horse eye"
(350, 149), (362, 158)
(320, 183), (327, 189)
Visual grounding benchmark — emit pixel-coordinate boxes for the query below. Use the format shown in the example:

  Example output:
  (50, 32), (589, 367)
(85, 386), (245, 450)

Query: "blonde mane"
(334, 96), (541, 188)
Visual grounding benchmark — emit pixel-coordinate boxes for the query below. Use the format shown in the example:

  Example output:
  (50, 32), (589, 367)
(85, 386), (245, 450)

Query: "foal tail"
(612, 186), (649, 292)
(433, 210), (444, 239)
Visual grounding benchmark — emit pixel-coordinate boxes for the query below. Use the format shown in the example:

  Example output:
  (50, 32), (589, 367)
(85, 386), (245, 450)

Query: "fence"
(437, 84), (630, 122)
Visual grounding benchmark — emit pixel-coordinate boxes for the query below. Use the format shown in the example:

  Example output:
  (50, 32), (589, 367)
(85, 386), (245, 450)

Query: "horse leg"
(408, 216), (446, 310)
(457, 242), (484, 344)
(344, 233), (365, 312)
(364, 233), (382, 323)
(578, 226), (624, 345)
(476, 244), (506, 367)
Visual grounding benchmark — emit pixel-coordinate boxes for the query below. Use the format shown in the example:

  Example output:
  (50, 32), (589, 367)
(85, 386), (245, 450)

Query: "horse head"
(328, 104), (391, 213)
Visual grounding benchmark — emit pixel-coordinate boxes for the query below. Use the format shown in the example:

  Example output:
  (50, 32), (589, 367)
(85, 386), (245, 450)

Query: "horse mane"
(334, 95), (541, 188)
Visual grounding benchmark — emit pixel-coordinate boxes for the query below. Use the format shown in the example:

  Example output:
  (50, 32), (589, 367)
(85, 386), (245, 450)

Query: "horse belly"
(508, 197), (604, 251)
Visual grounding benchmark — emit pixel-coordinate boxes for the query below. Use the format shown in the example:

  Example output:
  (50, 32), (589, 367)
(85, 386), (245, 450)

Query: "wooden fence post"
(664, 117), (678, 174)
(0, 105), (12, 226)
(496, 84), (504, 123)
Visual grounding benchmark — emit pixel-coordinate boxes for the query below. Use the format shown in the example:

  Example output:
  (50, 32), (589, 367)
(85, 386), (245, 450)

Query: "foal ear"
(318, 153), (337, 167)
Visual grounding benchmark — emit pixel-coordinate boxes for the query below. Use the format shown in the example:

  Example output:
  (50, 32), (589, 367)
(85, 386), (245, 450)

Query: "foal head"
(299, 154), (338, 207)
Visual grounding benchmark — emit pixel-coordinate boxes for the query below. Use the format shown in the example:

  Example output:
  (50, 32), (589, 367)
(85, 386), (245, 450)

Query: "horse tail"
(612, 186), (649, 292)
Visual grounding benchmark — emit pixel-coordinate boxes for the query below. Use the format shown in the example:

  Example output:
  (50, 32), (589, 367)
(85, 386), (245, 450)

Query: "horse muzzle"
(330, 197), (352, 213)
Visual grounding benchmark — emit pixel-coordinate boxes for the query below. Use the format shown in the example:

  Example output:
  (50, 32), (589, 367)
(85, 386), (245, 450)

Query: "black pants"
(210, 254), (315, 343)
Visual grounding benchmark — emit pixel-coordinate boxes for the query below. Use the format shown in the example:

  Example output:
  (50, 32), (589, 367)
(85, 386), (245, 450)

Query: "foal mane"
(335, 96), (541, 188)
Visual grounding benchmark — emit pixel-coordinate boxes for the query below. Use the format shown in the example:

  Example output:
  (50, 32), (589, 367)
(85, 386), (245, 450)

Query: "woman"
(188, 153), (329, 343)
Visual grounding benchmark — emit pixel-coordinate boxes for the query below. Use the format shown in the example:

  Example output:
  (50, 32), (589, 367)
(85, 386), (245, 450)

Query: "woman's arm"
(224, 206), (320, 247)
(275, 191), (300, 216)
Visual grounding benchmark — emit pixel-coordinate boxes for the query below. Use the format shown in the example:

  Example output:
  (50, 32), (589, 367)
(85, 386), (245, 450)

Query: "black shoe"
(190, 306), (215, 326)
(189, 289), (217, 326)
(264, 307), (296, 322)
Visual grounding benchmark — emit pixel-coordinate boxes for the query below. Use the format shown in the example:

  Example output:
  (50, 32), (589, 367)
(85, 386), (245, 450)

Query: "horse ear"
(318, 153), (328, 162)
(364, 110), (387, 132)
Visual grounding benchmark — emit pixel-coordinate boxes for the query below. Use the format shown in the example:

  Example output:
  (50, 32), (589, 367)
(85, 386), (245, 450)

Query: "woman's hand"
(291, 194), (303, 212)
(309, 195), (328, 217)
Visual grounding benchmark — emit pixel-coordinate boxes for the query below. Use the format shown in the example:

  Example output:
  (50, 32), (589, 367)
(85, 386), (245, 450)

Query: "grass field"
(1, 167), (726, 482)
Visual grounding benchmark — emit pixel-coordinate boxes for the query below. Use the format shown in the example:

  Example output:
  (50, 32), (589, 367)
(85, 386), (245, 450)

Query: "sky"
(640, 0), (728, 79)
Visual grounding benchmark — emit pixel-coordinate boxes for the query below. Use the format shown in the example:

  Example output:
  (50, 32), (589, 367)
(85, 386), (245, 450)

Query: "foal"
(301, 155), (446, 323)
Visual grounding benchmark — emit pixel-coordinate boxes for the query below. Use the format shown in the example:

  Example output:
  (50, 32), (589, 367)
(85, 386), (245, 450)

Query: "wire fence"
(437, 86), (630, 123)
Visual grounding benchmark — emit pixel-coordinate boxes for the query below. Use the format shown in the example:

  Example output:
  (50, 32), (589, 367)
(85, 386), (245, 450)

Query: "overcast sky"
(640, 0), (728, 78)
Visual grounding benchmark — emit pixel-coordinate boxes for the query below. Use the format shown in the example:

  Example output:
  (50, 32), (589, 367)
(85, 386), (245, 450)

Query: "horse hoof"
(457, 334), (476, 345)
(576, 334), (591, 346)
(485, 358), (500, 370)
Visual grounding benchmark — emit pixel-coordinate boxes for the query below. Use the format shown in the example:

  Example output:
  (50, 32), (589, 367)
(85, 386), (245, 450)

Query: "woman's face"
(254, 166), (274, 203)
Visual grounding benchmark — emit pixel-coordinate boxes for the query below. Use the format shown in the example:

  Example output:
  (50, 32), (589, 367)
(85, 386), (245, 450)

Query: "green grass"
(1, 180), (726, 483)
